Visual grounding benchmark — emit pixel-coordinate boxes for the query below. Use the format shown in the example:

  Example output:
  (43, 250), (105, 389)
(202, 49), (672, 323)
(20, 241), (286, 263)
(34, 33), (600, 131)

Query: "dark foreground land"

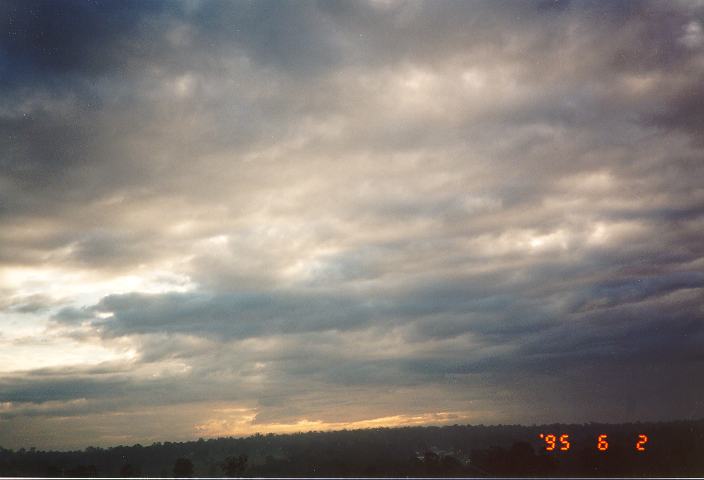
(1, 420), (703, 477)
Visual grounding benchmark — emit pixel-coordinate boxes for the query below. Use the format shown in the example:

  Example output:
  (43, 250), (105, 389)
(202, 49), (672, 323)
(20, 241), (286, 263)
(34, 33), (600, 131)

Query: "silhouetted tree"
(120, 462), (141, 477)
(65, 464), (98, 477)
(45, 465), (62, 477)
(173, 457), (194, 477)
(221, 454), (248, 476)
(471, 441), (556, 476)
(440, 454), (462, 474)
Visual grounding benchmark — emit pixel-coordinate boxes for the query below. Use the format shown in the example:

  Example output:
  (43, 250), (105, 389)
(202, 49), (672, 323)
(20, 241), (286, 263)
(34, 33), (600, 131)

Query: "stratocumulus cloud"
(0, 0), (703, 449)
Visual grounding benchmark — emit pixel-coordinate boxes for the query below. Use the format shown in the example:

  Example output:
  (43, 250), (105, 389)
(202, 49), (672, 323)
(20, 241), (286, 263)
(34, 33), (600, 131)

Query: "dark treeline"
(1, 420), (703, 477)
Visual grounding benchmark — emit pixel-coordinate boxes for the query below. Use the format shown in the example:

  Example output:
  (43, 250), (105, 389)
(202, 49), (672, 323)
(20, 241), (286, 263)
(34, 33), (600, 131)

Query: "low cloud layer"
(1, 0), (703, 449)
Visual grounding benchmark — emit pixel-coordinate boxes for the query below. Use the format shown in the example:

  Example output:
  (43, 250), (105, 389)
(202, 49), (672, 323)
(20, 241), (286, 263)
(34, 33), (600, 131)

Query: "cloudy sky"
(1, 0), (703, 450)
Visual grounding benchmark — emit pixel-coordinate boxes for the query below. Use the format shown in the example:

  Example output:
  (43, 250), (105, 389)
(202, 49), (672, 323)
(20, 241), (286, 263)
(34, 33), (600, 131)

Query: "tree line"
(0, 420), (702, 477)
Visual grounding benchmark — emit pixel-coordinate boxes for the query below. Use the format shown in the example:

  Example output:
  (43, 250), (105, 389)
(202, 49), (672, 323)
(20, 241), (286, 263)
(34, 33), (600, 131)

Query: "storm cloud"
(1, 0), (703, 449)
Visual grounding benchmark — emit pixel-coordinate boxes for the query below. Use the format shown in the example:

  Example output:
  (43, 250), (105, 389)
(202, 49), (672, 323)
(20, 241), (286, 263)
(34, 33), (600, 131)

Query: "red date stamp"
(538, 433), (649, 452)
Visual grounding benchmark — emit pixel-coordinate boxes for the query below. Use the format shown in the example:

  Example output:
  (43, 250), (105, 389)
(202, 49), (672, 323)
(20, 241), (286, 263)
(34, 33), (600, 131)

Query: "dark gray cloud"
(0, 375), (129, 404)
(1, 0), (703, 449)
(91, 291), (379, 338)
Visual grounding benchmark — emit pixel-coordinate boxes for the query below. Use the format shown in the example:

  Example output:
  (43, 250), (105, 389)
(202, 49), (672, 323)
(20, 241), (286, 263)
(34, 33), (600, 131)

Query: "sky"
(1, 0), (703, 450)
